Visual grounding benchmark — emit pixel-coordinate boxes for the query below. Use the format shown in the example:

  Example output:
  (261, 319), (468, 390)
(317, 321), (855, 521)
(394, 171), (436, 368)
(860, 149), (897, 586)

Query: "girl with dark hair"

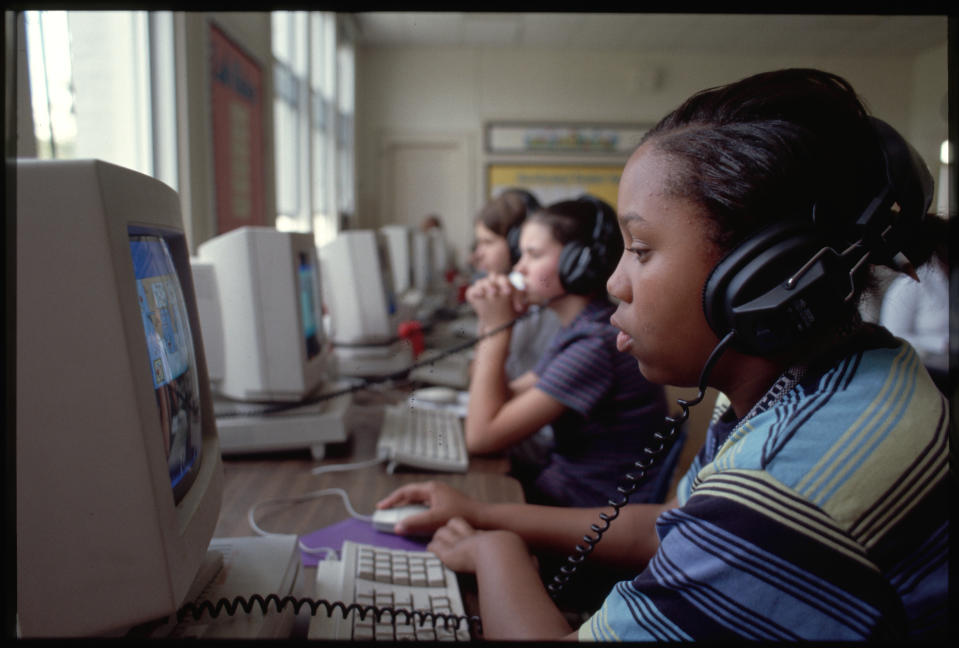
(379, 69), (949, 641)
(466, 195), (670, 509)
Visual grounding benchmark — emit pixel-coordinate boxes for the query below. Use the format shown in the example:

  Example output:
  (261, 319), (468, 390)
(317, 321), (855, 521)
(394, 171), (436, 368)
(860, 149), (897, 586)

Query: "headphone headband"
(557, 195), (620, 295)
(503, 189), (541, 265)
(702, 116), (933, 356)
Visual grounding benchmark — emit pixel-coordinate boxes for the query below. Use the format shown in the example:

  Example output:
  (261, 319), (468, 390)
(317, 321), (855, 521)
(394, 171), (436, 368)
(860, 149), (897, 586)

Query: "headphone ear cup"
(703, 221), (840, 355)
(506, 224), (522, 265)
(558, 241), (592, 293)
(558, 196), (621, 295)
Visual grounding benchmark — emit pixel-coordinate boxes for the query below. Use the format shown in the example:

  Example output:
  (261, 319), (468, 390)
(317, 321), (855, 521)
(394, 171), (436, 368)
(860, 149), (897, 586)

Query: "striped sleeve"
(578, 473), (908, 641)
(535, 332), (613, 415)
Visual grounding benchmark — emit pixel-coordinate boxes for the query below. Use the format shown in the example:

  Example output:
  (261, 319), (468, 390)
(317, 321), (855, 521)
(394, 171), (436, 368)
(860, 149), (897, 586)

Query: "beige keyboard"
(308, 540), (471, 641)
(377, 404), (468, 473)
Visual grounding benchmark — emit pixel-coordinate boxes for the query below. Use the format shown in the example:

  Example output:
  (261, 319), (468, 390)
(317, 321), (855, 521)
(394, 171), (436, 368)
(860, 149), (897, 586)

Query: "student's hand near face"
(375, 481), (483, 536)
(466, 273), (521, 333)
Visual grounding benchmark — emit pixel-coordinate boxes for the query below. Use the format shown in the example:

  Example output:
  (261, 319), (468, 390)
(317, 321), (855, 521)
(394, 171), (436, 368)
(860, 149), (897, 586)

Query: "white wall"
(356, 41), (949, 262)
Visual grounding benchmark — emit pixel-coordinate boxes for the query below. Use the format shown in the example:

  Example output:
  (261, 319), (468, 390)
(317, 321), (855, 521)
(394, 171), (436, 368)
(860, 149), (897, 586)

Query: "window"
(311, 12), (337, 247)
(336, 38), (355, 223)
(272, 11), (349, 247)
(271, 11), (307, 232)
(937, 139), (952, 218)
(23, 10), (178, 190)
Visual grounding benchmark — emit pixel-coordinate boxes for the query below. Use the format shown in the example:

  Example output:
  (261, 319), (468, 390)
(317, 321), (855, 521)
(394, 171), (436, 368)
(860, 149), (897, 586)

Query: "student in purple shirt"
(462, 195), (670, 508)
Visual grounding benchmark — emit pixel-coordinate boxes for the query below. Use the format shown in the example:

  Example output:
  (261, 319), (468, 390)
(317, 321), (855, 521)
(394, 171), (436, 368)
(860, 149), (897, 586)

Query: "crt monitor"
(16, 159), (223, 637)
(379, 224), (414, 296)
(428, 227), (450, 286)
(195, 226), (328, 403)
(411, 229), (433, 293)
(318, 229), (399, 345)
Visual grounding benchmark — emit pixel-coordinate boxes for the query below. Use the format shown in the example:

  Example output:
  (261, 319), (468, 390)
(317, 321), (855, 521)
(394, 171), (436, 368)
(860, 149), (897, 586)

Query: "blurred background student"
(469, 189), (562, 473)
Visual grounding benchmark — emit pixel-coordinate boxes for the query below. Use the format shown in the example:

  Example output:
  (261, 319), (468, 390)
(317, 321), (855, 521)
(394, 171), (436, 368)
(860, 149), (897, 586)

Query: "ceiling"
(353, 12), (948, 57)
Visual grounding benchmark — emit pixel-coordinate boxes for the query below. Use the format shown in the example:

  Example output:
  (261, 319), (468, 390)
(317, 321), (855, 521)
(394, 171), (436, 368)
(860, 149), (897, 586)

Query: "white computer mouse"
(410, 386), (460, 404)
(371, 504), (430, 534)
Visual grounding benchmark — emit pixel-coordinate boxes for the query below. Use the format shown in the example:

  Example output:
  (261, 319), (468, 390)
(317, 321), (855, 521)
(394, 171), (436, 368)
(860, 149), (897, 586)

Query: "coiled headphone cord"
(546, 330), (737, 599)
(176, 595), (482, 638)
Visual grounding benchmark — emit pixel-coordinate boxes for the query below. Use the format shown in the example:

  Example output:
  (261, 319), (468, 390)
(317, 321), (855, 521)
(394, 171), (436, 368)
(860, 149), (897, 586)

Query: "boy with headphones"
(378, 69), (949, 640)
(465, 195), (670, 509)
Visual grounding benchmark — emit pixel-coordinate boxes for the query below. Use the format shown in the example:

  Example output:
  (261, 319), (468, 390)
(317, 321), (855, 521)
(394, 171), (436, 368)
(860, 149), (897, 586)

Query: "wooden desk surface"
(214, 386), (523, 539)
(210, 385), (523, 638)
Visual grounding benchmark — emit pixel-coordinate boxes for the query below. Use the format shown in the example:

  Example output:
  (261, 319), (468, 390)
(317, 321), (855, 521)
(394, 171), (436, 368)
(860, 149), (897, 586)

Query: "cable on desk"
(248, 487), (374, 558)
(176, 594), (482, 639)
(309, 455), (387, 476)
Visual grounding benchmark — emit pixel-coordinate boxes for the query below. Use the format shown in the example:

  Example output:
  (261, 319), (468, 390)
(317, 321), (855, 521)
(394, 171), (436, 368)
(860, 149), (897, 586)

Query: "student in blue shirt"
(378, 69), (950, 641)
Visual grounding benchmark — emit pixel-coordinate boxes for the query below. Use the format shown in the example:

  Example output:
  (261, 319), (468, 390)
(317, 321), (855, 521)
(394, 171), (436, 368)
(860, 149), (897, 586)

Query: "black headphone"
(702, 116), (934, 356)
(558, 194), (621, 295)
(504, 189), (541, 265)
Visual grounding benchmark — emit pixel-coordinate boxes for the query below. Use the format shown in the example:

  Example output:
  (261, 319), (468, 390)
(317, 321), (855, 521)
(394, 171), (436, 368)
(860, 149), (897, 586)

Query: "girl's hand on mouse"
(375, 481), (484, 536)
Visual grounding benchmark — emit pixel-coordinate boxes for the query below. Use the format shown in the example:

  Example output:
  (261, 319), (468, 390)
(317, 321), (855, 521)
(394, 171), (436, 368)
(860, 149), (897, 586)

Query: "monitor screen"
(131, 234), (203, 500)
(298, 251), (322, 360)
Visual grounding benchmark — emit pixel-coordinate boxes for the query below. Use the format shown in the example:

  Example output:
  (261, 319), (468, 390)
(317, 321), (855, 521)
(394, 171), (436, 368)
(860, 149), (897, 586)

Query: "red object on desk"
(398, 321), (424, 357)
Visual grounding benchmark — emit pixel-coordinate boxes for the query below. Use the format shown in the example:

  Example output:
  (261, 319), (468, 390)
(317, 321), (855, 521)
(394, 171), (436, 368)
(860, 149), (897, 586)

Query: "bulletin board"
(210, 23), (266, 234)
(486, 163), (624, 209)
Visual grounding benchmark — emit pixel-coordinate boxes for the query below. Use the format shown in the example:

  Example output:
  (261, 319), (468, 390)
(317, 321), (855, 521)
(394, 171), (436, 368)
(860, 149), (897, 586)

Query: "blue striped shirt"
(579, 330), (949, 641)
(530, 299), (668, 507)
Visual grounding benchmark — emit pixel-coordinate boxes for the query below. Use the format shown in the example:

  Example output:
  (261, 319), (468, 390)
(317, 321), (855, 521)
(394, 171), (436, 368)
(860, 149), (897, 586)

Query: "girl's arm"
(507, 370), (539, 396)
(464, 276), (566, 454)
(465, 337), (565, 453)
(378, 481), (675, 571)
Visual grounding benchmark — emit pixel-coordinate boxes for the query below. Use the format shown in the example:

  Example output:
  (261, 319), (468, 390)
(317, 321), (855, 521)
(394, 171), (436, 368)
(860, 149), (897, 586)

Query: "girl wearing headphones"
(378, 69), (949, 641)
(466, 195), (670, 509)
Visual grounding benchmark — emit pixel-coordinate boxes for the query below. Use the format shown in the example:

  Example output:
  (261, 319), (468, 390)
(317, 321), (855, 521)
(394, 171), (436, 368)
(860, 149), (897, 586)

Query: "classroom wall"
(355, 39), (949, 264)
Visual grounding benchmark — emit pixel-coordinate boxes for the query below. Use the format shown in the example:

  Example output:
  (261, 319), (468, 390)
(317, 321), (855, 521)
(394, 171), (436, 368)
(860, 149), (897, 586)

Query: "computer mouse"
(410, 386), (460, 404)
(371, 504), (430, 534)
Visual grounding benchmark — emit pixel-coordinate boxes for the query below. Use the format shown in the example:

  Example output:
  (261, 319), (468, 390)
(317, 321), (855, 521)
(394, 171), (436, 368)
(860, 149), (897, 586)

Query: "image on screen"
(298, 252), (322, 360)
(130, 234), (203, 500)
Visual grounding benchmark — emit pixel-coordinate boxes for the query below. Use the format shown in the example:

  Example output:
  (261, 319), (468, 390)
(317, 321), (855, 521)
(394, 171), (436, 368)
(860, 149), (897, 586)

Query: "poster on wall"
(210, 23), (266, 234)
(487, 163), (624, 209)
(486, 122), (648, 155)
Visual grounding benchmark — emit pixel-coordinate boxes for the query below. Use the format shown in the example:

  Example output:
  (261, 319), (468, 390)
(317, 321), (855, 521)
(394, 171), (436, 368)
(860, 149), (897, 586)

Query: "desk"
(211, 384), (524, 637)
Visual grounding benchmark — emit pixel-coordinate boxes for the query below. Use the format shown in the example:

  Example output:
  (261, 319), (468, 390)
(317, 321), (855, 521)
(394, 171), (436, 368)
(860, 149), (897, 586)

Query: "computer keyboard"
(308, 540), (472, 641)
(377, 404), (468, 473)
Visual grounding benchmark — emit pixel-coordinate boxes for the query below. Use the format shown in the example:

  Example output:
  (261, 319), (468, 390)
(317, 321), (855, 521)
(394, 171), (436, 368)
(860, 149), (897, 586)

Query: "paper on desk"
(299, 517), (428, 567)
